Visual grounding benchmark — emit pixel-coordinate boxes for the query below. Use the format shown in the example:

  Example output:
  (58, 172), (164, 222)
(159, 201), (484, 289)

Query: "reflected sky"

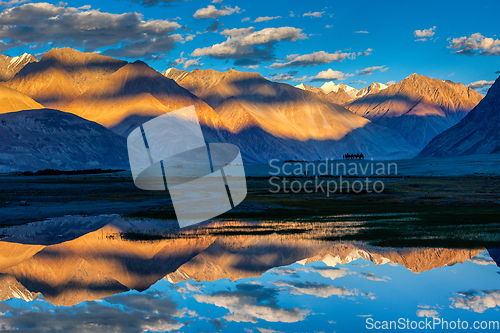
(0, 216), (499, 332)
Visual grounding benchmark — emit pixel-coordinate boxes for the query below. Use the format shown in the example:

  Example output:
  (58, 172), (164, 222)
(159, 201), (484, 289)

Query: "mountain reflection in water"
(0, 215), (498, 332)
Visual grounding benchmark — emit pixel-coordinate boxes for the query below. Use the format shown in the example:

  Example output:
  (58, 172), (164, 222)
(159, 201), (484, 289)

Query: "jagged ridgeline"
(0, 48), (493, 171)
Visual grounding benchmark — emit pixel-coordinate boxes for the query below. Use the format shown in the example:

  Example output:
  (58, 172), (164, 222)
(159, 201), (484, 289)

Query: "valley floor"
(1, 165), (499, 247)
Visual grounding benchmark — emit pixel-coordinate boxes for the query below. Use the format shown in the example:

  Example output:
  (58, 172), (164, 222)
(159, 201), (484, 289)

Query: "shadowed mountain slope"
(0, 109), (129, 172)
(165, 68), (419, 160)
(418, 76), (500, 157)
(346, 74), (483, 149)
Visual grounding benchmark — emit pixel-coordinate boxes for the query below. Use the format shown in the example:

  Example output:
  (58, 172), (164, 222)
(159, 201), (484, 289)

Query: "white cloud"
(467, 80), (495, 89)
(416, 310), (439, 318)
(357, 65), (388, 76)
(224, 313), (257, 323)
(0, 2), (181, 58)
(451, 290), (500, 313)
(193, 5), (241, 19)
(184, 282), (202, 292)
(449, 33), (500, 55)
(212, 0), (223, 2)
(267, 73), (294, 82)
(269, 50), (356, 69)
(303, 11), (324, 18)
(325, 25), (333, 28)
(192, 26), (306, 66)
(256, 328), (284, 333)
(254, 16), (281, 23)
(355, 31), (369, 34)
(469, 256), (496, 265)
(414, 26), (436, 38)
(358, 48), (372, 56)
(183, 58), (202, 69)
(274, 281), (355, 298)
(194, 286), (309, 323)
(386, 80), (396, 85)
(241, 17), (250, 22)
(292, 75), (308, 82)
(0, 293), (185, 332)
(171, 52), (186, 66)
(311, 69), (353, 82)
(0, 0), (30, 6)
(350, 80), (367, 85)
(220, 27), (255, 37)
(359, 272), (390, 282)
(313, 267), (355, 280)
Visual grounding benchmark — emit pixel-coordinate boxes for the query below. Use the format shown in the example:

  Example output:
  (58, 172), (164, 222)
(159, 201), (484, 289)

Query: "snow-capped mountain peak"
(320, 81), (359, 98)
(295, 83), (306, 90)
(7, 53), (36, 70)
(356, 82), (389, 98)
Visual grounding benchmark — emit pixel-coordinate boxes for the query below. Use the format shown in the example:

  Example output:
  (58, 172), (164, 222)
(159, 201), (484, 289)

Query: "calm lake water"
(0, 215), (499, 332)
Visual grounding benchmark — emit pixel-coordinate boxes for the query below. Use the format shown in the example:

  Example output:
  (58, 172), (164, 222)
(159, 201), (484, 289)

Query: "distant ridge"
(0, 53), (38, 81)
(356, 82), (388, 99)
(166, 67), (419, 160)
(346, 74), (483, 149)
(418, 75), (500, 157)
(294, 82), (353, 105)
(2, 48), (127, 109)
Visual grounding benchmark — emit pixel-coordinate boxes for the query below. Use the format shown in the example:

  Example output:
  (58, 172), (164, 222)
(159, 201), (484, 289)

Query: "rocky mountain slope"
(346, 74), (483, 149)
(0, 109), (129, 172)
(356, 82), (388, 98)
(418, 76), (500, 157)
(64, 61), (226, 138)
(2, 48), (126, 109)
(0, 85), (44, 113)
(0, 53), (38, 81)
(165, 68), (418, 160)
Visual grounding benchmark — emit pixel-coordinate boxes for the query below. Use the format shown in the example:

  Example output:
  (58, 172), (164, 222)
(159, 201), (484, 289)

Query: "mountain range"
(0, 47), (496, 171)
(294, 82), (354, 105)
(294, 75), (484, 150)
(2, 48), (126, 110)
(345, 74), (484, 149)
(418, 76), (500, 157)
(164, 68), (417, 161)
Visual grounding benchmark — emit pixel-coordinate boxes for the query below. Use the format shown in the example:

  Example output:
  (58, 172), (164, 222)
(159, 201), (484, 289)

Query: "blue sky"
(0, 0), (499, 91)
